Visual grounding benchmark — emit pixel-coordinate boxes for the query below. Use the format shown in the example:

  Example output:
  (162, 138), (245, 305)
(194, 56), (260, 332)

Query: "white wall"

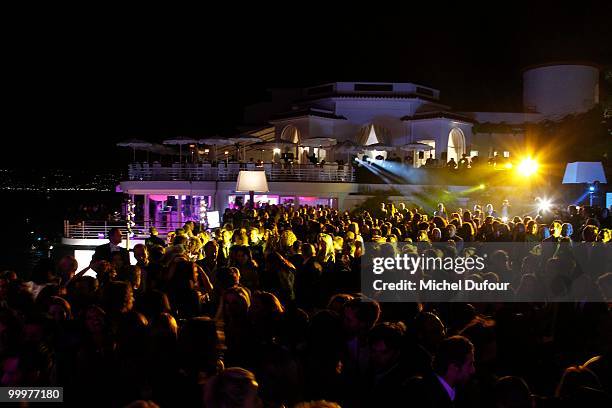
(523, 64), (600, 118)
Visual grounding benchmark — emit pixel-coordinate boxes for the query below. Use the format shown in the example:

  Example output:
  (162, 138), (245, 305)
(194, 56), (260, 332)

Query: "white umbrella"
(147, 143), (176, 161)
(229, 135), (263, 144)
(117, 139), (153, 161)
(163, 137), (200, 163)
(255, 141), (298, 149)
(401, 143), (434, 152)
(228, 135), (263, 161)
(198, 136), (233, 146)
(147, 143), (176, 155)
(333, 140), (362, 163)
(361, 143), (397, 152)
(198, 136), (233, 162)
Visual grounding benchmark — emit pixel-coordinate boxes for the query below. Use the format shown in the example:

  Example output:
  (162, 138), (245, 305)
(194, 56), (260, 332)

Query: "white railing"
(127, 163), (355, 182)
(63, 220), (181, 239)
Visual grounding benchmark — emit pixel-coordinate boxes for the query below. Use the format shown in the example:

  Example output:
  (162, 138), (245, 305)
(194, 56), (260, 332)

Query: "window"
(503, 151), (510, 158)
(470, 150), (479, 157)
(354, 83), (393, 92)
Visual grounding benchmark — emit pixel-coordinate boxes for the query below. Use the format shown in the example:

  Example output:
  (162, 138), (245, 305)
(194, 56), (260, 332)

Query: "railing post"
(81, 223), (85, 239)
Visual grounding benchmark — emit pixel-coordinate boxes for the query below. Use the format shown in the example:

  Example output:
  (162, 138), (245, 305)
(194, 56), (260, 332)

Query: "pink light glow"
(149, 194), (168, 202)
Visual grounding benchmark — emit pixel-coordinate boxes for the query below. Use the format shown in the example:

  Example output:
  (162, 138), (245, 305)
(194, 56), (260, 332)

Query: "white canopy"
(198, 136), (233, 146)
(333, 140), (362, 153)
(255, 141), (297, 150)
(163, 136), (199, 145)
(361, 143), (397, 152)
(163, 137), (199, 163)
(117, 139), (153, 161)
(401, 142), (434, 152)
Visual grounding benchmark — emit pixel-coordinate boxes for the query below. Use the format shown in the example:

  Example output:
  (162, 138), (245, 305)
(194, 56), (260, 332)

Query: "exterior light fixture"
(236, 170), (269, 209)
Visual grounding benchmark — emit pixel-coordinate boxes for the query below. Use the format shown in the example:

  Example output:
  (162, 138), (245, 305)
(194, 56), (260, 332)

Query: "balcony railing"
(127, 163), (355, 182)
(63, 221), (181, 240)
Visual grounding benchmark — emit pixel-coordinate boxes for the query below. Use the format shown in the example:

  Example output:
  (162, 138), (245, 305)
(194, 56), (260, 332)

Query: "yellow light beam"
(517, 158), (538, 177)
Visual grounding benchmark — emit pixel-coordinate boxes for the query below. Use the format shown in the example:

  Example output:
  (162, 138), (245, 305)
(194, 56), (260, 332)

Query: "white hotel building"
(64, 62), (601, 256)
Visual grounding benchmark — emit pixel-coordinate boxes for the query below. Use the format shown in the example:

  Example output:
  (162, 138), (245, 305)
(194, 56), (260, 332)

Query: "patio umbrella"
(361, 143), (397, 152)
(163, 137), (200, 163)
(255, 141), (298, 149)
(228, 135), (263, 161)
(333, 140), (362, 163)
(198, 136), (233, 161)
(147, 143), (176, 155)
(147, 143), (176, 161)
(400, 142), (434, 152)
(116, 139), (153, 161)
(229, 135), (263, 144)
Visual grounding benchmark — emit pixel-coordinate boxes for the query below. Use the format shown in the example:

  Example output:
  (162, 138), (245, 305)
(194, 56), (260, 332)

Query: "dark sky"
(4, 2), (611, 169)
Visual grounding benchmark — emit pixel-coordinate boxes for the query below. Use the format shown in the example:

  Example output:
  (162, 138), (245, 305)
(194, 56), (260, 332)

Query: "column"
(177, 195), (183, 227)
(143, 194), (150, 229)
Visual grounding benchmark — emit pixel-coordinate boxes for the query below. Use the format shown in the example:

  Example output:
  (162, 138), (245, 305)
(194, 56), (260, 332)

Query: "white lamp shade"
(562, 162), (607, 184)
(236, 170), (269, 192)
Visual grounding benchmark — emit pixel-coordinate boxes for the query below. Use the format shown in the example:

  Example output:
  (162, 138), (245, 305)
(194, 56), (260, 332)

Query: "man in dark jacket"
(405, 335), (476, 408)
(92, 227), (130, 266)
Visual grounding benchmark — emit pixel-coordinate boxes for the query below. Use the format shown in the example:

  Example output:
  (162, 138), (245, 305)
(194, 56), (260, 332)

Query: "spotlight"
(589, 185), (595, 192)
(501, 216), (508, 223)
(517, 158), (538, 177)
(537, 198), (552, 212)
(479, 184), (485, 190)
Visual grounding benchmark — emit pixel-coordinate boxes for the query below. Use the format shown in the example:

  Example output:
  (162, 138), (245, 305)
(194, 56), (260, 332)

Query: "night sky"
(4, 2), (611, 169)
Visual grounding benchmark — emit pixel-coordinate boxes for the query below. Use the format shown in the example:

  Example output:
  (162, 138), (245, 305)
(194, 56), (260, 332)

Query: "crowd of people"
(1, 201), (611, 407)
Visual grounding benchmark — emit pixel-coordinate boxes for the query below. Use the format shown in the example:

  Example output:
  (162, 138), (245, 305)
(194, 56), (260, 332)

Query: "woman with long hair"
(232, 246), (260, 291)
(317, 234), (335, 266)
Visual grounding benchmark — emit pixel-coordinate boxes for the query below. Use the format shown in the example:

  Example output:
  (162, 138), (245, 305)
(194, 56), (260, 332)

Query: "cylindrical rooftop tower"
(522, 62), (600, 118)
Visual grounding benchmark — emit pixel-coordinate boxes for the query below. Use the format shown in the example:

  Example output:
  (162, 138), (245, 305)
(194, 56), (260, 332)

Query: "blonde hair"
(280, 230), (297, 250)
(188, 236), (203, 255)
(318, 233), (335, 263)
(333, 236), (344, 252)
